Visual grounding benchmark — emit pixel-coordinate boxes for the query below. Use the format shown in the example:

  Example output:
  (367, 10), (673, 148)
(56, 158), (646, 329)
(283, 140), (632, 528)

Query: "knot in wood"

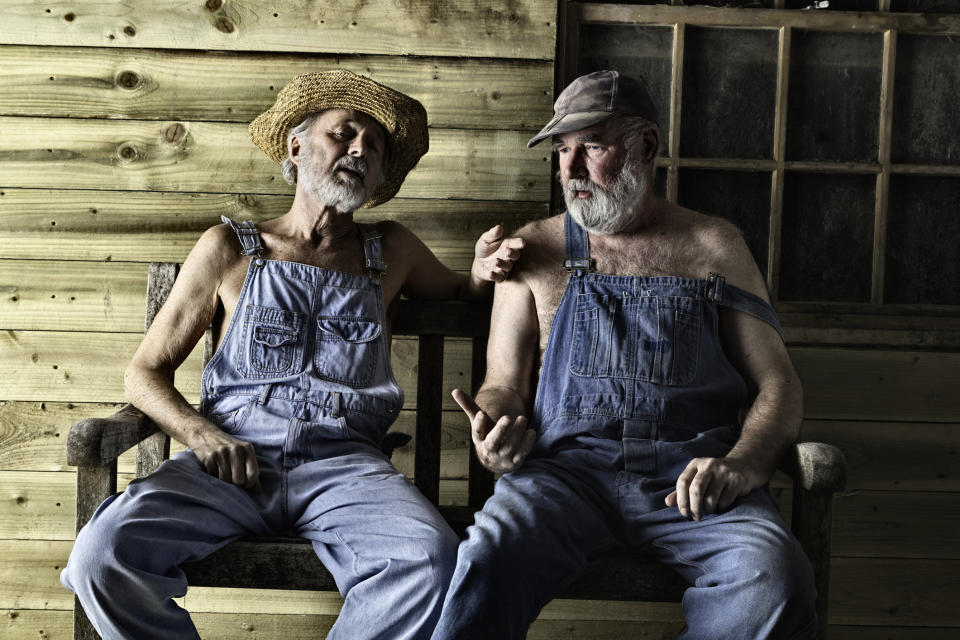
(116, 70), (141, 90)
(117, 143), (139, 162)
(164, 123), (186, 144)
(215, 17), (235, 33)
(123, 25), (136, 37)
(206, 0), (223, 11)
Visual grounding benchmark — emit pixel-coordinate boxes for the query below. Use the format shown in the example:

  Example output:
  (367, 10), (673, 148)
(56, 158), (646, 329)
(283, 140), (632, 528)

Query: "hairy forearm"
(726, 373), (803, 482)
(475, 383), (528, 420)
(123, 363), (216, 450)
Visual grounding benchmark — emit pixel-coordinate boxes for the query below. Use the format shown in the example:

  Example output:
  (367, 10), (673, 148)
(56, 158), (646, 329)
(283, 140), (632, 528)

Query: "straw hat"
(250, 70), (429, 207)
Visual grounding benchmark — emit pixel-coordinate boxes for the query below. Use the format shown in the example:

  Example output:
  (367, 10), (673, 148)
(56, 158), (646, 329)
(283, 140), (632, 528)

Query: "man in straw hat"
(431, 70), (817, 639)
(61, 70), (523, 639)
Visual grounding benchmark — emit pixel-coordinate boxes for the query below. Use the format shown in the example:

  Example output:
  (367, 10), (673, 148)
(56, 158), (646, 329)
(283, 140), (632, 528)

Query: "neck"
(287, 193), (357, 244)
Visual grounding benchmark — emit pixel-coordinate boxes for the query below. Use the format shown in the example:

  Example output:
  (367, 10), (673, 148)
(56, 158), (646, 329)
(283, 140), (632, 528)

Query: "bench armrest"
(780, 441), (847, 493)
(66, 404), (160, 467)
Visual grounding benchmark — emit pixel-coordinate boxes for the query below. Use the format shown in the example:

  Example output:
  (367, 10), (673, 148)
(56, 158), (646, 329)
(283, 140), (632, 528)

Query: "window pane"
(885, 175), (960, 305)
(780, 172), (875, 302)
(680, 27), (778, 159)
(786, 31), (882, 162)
(892, 34), (960, 165)
(676, 169), (771, 277)
(890, 0), (960, 12)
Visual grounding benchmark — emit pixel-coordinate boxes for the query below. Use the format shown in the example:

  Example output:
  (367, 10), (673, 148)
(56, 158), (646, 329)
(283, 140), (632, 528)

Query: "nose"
(560, 146), (587, 181)
(349, 130), (379, 158)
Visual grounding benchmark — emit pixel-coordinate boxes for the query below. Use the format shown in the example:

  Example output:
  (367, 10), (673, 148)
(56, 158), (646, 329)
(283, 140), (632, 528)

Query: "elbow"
(122, 362), (141, 405)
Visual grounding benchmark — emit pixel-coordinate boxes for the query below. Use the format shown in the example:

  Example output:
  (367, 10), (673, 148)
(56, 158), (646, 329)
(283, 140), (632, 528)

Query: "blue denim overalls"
(432, 213), (816, 640)
(63, 217), (458, 640)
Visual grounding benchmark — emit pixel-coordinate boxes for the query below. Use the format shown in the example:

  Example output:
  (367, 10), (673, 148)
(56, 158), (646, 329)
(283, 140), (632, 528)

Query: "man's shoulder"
(184, 220), (248, 272)
(515, 213), (564, 245)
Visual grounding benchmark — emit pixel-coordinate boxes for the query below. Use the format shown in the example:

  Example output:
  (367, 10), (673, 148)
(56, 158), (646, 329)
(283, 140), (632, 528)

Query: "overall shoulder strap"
(220, 216), (264, 257)
(563, 212), (595, 273)
(356, 222), (387, 275)
(705, 273), (784, 341)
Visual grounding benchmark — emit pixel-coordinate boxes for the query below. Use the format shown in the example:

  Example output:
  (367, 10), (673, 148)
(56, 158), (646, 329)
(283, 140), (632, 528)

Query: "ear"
(639, 126), (660, 163)
(288, 134), (303, 166)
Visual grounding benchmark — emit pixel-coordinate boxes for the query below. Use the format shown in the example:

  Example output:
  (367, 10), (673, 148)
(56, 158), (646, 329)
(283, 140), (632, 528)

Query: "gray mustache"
(333, 156), (368, 178)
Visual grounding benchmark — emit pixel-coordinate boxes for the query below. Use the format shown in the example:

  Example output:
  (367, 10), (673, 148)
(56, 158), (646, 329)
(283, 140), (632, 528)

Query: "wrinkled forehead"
(551, 121), (622, 148)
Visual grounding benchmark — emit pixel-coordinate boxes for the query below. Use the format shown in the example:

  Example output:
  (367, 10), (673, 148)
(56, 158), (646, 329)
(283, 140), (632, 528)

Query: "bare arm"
(386, 221), (524, 302)
(667, 227), (802, 519)
(453, 274), (540, 473)
(123, 225), (260, 488)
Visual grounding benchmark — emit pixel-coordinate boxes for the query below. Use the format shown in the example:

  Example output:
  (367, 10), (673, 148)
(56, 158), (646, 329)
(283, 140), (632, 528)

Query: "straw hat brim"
(250, 70), (429, 208)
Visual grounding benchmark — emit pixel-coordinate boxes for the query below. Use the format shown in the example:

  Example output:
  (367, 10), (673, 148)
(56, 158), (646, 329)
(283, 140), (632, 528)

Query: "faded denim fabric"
(62, 218), (458, 640)
(432, 213), (815, 640)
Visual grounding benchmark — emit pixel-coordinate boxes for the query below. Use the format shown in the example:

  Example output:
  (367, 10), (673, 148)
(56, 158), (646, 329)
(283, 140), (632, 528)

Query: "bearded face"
(563, 157), (650, 235)
(297, 137), (375, 214)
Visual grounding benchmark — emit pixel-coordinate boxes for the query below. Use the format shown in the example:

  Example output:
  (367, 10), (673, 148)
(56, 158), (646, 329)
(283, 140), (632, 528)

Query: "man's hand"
(452, 388), (535, 474)
(472, 225), (525, 283)
(665, 456), (765, 521)
(190, 427), (261, 490)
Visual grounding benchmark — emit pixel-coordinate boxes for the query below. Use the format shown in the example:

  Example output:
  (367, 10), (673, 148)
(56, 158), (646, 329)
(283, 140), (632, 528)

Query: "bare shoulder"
(513, 214), (564, 270)
(675, 206), (767, 299)
(183, 222), (245, 276)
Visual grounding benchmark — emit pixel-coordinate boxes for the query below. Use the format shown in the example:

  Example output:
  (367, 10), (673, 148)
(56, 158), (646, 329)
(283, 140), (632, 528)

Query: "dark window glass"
(780, 172), (875, 301)
(787, 31), (882, 162)
(892, 34), (960, 165)
(885, 175), (960, 305)
(680, 27), (778, 159)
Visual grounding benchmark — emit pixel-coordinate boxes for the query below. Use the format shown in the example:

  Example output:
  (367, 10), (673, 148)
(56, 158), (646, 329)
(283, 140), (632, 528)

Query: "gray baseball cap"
(527, 70), (659, 148)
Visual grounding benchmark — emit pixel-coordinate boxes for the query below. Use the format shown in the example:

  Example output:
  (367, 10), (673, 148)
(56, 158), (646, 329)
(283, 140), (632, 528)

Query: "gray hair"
(280, 113), (321, 185)
(616, 115), (659, 157)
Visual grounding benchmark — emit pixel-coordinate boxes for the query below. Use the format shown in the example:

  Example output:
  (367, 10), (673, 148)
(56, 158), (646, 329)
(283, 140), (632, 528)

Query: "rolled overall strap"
(357, 223), (387, 275)
(221, 216), (264, 257)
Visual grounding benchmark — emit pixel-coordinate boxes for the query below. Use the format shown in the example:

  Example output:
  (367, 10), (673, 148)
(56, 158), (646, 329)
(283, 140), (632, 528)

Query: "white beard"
(299, 144), (371, 213)
(564, 158), (650, 235)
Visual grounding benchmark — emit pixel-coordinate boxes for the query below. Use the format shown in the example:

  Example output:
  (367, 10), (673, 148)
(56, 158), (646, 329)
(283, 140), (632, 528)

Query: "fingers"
(474, 227), (525, 282)
(478, 224), (504, 245)
(669, 458), (747, 521)
(200, 438), (259, 489)
(242, 445), (260, 490)
(474, 414), (534, 473)
(451, 388), (481, 420)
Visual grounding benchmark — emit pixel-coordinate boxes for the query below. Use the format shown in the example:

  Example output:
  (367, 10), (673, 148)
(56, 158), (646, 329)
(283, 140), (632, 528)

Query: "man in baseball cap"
(62, 70), (523, 639)
(432, 70), (817, 639)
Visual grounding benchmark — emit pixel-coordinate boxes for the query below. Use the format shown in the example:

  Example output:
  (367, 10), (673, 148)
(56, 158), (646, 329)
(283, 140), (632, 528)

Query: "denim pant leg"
(288, 444), (460, 640)
(431, 456), (619, 640)
(60, 452), (275, 640)
(625, 486), (818, 640)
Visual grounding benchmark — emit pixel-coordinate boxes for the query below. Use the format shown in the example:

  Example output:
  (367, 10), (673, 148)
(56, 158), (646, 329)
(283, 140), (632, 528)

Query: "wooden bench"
(66, 262), (846, 639)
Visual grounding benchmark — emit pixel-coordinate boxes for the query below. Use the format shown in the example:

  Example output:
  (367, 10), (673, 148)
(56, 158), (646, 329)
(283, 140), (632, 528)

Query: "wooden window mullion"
(666, 21), (685, 203)
(769, 25), (791, 302)
(872, 28), (897, 305)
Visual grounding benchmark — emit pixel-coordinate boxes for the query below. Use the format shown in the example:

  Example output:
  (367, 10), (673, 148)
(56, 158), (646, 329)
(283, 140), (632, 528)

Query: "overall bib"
(62, 218), (458, 640)
(432, 214), (816, 640)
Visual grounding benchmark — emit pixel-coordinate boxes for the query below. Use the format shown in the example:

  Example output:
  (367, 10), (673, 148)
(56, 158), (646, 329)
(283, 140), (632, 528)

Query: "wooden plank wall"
(2, 2), (958, 640)
(0, 0), (567, 637)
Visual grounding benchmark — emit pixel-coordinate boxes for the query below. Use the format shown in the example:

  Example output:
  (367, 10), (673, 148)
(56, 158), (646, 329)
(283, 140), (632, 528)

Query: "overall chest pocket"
(239, 305), (305, 379)
(314, 316), (382, 388)
(569, 292), (701, 385)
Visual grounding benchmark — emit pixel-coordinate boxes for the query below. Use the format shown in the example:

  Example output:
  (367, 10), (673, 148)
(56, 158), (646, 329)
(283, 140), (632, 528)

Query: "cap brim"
(527, 111), (616, 148)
